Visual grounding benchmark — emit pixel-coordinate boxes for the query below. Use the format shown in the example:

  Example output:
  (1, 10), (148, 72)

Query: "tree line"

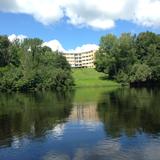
(95, 31), (160, 86)
(0, 36), (74, 92)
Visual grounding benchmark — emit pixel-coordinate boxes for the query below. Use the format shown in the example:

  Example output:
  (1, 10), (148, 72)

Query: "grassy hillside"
(72, 68), (120, 88)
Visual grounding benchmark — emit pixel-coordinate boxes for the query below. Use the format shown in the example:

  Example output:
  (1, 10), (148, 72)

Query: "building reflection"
(69, 102), (99, 122)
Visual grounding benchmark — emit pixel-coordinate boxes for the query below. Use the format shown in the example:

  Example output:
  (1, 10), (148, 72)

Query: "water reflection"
(0, 87), (160, 160)
(0, 92), (73, 148)
(98, 88), (160, 137)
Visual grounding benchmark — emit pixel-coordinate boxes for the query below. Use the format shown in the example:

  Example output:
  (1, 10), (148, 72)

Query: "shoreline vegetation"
(0, 36), (74, 92)
(95, 31), (160, 86)
(0, 31), (160, 92)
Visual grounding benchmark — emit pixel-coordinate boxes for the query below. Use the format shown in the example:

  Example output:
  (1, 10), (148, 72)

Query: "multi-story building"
(62, 50), (97, 68)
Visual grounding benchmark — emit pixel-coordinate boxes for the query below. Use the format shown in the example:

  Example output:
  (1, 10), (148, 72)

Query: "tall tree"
(95, 32), (160, 85)
(0, 36), (11, 67)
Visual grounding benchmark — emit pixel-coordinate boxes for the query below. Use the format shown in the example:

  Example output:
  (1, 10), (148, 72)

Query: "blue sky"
(0, 0), (160, 52)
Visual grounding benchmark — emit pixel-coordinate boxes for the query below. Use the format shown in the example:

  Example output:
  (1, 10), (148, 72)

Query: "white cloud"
(66, 44), (99, 53)
(0, 0), (18, 12)
(16, 0), (64, 25)
(8, 34), (98, 53)
(51, 123), (65, 139)
(43, 40), (99, 53)
(8, 34), (27, 42)
(0, 0), (160, 29)
(64, 0), (133, 29)
(43, 40), (65, 52)
(134, 0), (160, 27)
(1, 0), (64, 25)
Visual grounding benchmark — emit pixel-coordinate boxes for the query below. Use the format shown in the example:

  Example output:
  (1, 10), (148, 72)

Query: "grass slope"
(72, 68), (120, 88)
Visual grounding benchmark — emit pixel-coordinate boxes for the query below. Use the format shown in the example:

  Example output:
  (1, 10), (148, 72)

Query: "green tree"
(129, 63), (152, 83)
(95, 34), (119, 78)
(0, 36), (11, 67)
(95, 32), (160, 86)
(0, 36), (74, 92)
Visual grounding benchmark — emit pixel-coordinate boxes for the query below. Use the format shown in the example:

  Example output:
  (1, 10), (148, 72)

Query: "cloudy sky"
(0, 0), (160, 52)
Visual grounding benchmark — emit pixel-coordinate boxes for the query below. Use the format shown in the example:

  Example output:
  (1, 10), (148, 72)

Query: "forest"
(0, 36), (74, 92)
(95, 31), (160, 86)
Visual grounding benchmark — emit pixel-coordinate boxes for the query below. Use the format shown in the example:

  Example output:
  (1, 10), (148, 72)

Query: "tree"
(0, 36), (74, 92)
(95, 32), (160, 86)
(129, 63), (152, 84)
(95, 34), (119, 78)
(0, 36), (11, 67)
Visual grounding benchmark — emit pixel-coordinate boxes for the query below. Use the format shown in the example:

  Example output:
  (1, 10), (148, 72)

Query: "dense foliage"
(95, 32), (160, 86)
(0, 36), (74, 92)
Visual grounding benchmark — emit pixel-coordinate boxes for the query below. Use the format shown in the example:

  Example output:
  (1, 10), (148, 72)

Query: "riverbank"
(72, 68), (120, 88)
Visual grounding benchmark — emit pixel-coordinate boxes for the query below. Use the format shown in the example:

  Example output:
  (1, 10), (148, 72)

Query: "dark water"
(0, 87), (160, 160)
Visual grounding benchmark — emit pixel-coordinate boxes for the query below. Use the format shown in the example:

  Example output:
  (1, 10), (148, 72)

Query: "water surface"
(0, 87), (160, 160)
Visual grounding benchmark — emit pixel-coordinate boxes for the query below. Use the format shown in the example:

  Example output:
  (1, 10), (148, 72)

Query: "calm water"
(0, 87), (160, 160)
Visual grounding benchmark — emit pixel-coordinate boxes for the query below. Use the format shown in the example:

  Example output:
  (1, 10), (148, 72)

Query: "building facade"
(62, 50), (96, 68)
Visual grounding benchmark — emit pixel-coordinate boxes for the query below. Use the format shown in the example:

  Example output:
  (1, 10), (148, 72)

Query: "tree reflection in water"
(0, 91), (73, 148)
(97, 88), (160, 137)
(1, 87), (160, 160)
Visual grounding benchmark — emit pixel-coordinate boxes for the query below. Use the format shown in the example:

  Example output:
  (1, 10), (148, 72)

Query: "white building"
(62, 50), (97, 68)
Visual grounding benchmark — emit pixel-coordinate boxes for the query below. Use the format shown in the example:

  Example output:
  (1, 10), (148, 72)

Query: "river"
(0, 87), (160, 160)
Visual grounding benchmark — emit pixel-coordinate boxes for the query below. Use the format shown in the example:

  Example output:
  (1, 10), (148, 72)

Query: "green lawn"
(72, 68), (120, 88)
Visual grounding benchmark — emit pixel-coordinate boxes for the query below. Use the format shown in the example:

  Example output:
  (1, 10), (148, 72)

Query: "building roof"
(62, 49), (97, 55)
